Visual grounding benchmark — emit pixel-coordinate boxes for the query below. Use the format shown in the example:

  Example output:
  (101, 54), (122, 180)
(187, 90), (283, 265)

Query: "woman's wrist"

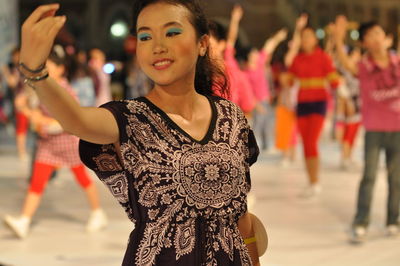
(18, 61), (49, 90)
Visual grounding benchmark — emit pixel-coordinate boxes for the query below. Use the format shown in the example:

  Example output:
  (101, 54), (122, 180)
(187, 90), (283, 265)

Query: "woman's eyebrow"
(137, 21), (183, 33)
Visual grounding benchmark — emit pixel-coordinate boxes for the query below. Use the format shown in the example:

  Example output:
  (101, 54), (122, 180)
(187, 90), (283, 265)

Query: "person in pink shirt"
(243, 29), (288, 150)
(209, 5), (256, 116)
(334, 16), (400, 243)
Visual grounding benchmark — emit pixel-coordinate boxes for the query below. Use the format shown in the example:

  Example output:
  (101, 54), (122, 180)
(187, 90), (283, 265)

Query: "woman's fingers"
(23, 4), (60, 28)
(32, 16), (65, 36)
(32, 16), (56, 34)
(48, 16), (67, 39)
(40, 9), (58, 20)
(20, 4), (66, 70)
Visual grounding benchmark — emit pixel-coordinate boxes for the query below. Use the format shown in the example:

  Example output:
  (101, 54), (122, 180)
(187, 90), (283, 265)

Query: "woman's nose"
(152, 39), (168, 54)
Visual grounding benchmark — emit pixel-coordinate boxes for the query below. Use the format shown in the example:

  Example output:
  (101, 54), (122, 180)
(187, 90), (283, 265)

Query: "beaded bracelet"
(23, 72), (49, 90)
(18, 61), (49, 89)
(19, 62), (46, 74)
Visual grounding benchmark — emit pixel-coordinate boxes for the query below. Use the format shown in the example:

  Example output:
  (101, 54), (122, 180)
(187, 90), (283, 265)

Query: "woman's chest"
(125, 140), (249, 212)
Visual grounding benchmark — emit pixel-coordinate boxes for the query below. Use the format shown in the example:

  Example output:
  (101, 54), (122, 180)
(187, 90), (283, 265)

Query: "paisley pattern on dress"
(79, 96), (259, 266)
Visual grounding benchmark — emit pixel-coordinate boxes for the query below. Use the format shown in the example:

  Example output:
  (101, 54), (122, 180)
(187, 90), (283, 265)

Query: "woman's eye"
(166, 28), (183, 37)
(138, 33), (151, 41)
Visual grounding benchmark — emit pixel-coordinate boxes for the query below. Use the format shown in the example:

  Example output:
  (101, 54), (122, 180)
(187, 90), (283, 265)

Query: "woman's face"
(301, 28), (318, 53)
(135, 2), (208, 87)
(89, 49), (106, 70)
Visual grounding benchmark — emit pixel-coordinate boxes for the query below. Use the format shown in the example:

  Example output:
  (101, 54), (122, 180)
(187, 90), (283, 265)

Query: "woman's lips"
(153, 59), (173, 70)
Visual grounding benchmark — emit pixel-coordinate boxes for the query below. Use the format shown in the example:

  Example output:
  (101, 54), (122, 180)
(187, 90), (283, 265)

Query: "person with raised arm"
(284, 14), (308, 68)
(333, 15), (400, 243)
(13, 2), (263, 265)
(4, 45), (108, 239)
(244, 29), (288, 151)
(285, 14), (340, 198)
(223, 5), (257, 116)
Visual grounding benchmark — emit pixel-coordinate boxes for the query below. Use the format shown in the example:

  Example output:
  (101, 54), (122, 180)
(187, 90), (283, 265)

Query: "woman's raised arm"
(284, 14), (308, 68)
(19, 4), (119, 145)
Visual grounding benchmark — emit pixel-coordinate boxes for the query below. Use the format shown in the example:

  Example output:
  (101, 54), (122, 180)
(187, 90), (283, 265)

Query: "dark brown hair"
(358, 21), (380, 42)
(131, 0), (229, 97)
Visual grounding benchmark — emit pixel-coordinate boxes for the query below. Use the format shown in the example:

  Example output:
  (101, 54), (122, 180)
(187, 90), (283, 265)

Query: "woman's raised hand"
(20, 4), (66, 70)
(274, 28), (288, 43)
(295, 14), (308, 32)
(231, 5), (244, 22)
(333, 15), (348, 42)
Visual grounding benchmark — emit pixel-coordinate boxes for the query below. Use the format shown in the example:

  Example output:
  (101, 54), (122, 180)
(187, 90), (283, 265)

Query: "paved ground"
(0, 126), (399, 266)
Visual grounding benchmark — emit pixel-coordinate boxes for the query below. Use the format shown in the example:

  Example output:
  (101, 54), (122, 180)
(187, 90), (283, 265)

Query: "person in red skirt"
(4, 45), (108, 239)
(285, 14), (340, 197)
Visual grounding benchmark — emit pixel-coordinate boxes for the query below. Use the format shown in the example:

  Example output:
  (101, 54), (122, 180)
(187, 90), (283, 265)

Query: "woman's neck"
(147, 84), (201, 120)
(303, 46), (316, 55)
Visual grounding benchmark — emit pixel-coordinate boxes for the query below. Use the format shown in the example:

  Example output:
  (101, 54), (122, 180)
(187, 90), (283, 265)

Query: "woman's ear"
(199, 34), (210, 56)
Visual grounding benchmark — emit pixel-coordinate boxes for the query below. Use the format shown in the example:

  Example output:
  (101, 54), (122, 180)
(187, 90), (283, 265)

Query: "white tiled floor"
(0, 131), (399, 266)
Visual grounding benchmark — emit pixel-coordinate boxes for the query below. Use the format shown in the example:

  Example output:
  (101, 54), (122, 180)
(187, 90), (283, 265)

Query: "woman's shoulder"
(100, 97), (150, 114)
(210, 94), (235, 108)
(209, 95), (246, 120)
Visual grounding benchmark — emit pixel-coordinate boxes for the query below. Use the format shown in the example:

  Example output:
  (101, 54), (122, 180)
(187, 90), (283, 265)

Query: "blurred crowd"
(1, 5), (400, 243)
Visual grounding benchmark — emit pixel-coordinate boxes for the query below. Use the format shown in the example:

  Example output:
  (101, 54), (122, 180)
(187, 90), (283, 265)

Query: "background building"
(17, 0), (400, 59)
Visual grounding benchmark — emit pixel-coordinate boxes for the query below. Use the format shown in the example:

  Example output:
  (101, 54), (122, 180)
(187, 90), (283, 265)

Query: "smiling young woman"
(14, 0), (261, 265)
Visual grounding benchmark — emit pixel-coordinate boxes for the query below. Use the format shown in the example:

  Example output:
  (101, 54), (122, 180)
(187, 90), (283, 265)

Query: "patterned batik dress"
(79, 96), (259, 266)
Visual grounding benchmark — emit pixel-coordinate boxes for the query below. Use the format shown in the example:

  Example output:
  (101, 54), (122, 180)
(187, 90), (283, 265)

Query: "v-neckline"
(138, 95), (217, 145)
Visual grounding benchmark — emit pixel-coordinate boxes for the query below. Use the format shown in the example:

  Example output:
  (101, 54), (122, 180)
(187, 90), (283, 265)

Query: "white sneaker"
(386, 224), (399, 237)
(86, 209), (108, 233)
(351, 226), (367, 244)
(4, 215), (31, 239)
(299, 184), (321, 198)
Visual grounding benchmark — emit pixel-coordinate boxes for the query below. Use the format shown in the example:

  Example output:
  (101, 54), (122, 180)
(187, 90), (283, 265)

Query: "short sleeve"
(231, 102), (260, 167)
(243, 125), (259, 191)
(100, 101), (130, 142)
(79, 101), (128, 180)
(79, 100), (136, 223)
(247, 129), (259, 166)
